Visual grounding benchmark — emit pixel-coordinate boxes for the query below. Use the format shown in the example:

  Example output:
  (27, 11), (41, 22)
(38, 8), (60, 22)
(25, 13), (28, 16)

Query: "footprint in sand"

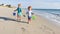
(21, 27), (29, 34)
(21, 27), (26, 32)
(39, 25), (55, 34)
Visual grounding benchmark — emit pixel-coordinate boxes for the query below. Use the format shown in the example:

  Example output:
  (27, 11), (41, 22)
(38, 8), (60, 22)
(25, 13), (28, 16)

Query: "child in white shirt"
(26, 6), (32, 24)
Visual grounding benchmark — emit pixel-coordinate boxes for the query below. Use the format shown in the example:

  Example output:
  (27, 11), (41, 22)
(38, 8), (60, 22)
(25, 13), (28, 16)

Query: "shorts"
(28, 16), (31, 20)
(17, 12), (22, 16)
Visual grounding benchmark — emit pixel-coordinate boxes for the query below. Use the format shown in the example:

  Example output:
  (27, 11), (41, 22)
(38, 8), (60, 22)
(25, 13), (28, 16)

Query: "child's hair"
(18, 4), (21, 7)
(28, 6), (32, 10)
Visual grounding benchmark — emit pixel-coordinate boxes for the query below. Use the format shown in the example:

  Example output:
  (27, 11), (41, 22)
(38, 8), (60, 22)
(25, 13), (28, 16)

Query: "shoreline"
(0, 6), (60, 34)
(33, 11), (60, 25)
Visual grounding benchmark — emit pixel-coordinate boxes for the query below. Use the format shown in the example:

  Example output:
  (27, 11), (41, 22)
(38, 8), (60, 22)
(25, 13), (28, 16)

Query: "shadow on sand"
(0, 17), (27, 23)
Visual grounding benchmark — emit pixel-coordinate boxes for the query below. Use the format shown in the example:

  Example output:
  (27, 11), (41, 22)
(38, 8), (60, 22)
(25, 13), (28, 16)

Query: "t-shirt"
(26, 11), (32, 17)
(17, 7), (22, 13)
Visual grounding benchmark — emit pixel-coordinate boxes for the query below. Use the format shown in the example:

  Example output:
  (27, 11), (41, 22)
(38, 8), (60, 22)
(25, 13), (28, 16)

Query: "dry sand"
(0, 6), (60, 34)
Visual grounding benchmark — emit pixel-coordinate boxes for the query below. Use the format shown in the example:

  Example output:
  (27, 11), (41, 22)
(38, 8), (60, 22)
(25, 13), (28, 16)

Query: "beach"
(0, 6), (60, 34)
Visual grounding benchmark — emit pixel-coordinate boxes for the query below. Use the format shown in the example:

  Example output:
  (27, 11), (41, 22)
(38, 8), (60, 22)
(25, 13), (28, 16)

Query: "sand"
(0, 6), (60, 34)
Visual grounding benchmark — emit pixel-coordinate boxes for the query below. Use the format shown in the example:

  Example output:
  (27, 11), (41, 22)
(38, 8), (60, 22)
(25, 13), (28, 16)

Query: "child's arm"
(32, 12), (34, 15)
(14, 9), (17, 11)
(26, 11), (28, 14)
(31, 11), (34, 15)
(14, 8), (18, 12)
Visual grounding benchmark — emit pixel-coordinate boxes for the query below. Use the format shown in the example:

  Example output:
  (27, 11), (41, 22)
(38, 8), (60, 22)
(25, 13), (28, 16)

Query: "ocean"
(32, 9), (60, 23)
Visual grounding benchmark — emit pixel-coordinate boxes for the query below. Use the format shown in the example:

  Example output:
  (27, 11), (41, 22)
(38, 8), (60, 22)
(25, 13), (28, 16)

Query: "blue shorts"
(28, 16), (31, 20)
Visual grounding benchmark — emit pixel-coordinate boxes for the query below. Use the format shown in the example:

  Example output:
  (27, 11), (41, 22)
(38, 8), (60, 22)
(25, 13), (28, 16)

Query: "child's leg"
(28, 19), (31, 23)
(28, 19), (31, 24)
(19, 13), (22, 21)
(17, 15), (19, 21)
(28, 16), (31, 24)
(17, 13), (21, 21)
(19, 16), (21, 20)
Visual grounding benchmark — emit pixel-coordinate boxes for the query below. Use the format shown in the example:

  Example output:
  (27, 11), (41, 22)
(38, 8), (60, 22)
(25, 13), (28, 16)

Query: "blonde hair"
(18, 4), (21, 7)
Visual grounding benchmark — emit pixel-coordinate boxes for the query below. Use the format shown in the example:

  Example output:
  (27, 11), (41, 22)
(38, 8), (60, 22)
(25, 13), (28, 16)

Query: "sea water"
(32, 9), (60, 23)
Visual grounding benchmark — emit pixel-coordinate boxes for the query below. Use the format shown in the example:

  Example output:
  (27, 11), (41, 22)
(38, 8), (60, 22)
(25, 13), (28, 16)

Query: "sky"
(0, 0), (60, 9)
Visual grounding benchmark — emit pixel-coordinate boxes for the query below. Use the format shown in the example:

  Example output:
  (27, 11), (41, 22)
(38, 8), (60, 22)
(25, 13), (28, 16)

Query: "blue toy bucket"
(13, 12), (16, 16)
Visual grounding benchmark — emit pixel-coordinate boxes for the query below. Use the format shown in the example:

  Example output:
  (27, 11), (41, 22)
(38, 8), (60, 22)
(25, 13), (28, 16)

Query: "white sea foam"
(33, 10), (60, 24)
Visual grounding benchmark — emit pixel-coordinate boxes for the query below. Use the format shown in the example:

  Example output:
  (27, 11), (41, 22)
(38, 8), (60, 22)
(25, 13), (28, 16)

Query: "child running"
(14, 4), (22, 21)
(26, 6), (32, 24)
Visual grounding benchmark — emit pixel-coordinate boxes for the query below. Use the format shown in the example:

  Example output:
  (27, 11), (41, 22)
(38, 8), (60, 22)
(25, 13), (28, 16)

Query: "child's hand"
(14, 9), (17, 11)
(14, 10), (16, 11)
(32, 13), (34, 15)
